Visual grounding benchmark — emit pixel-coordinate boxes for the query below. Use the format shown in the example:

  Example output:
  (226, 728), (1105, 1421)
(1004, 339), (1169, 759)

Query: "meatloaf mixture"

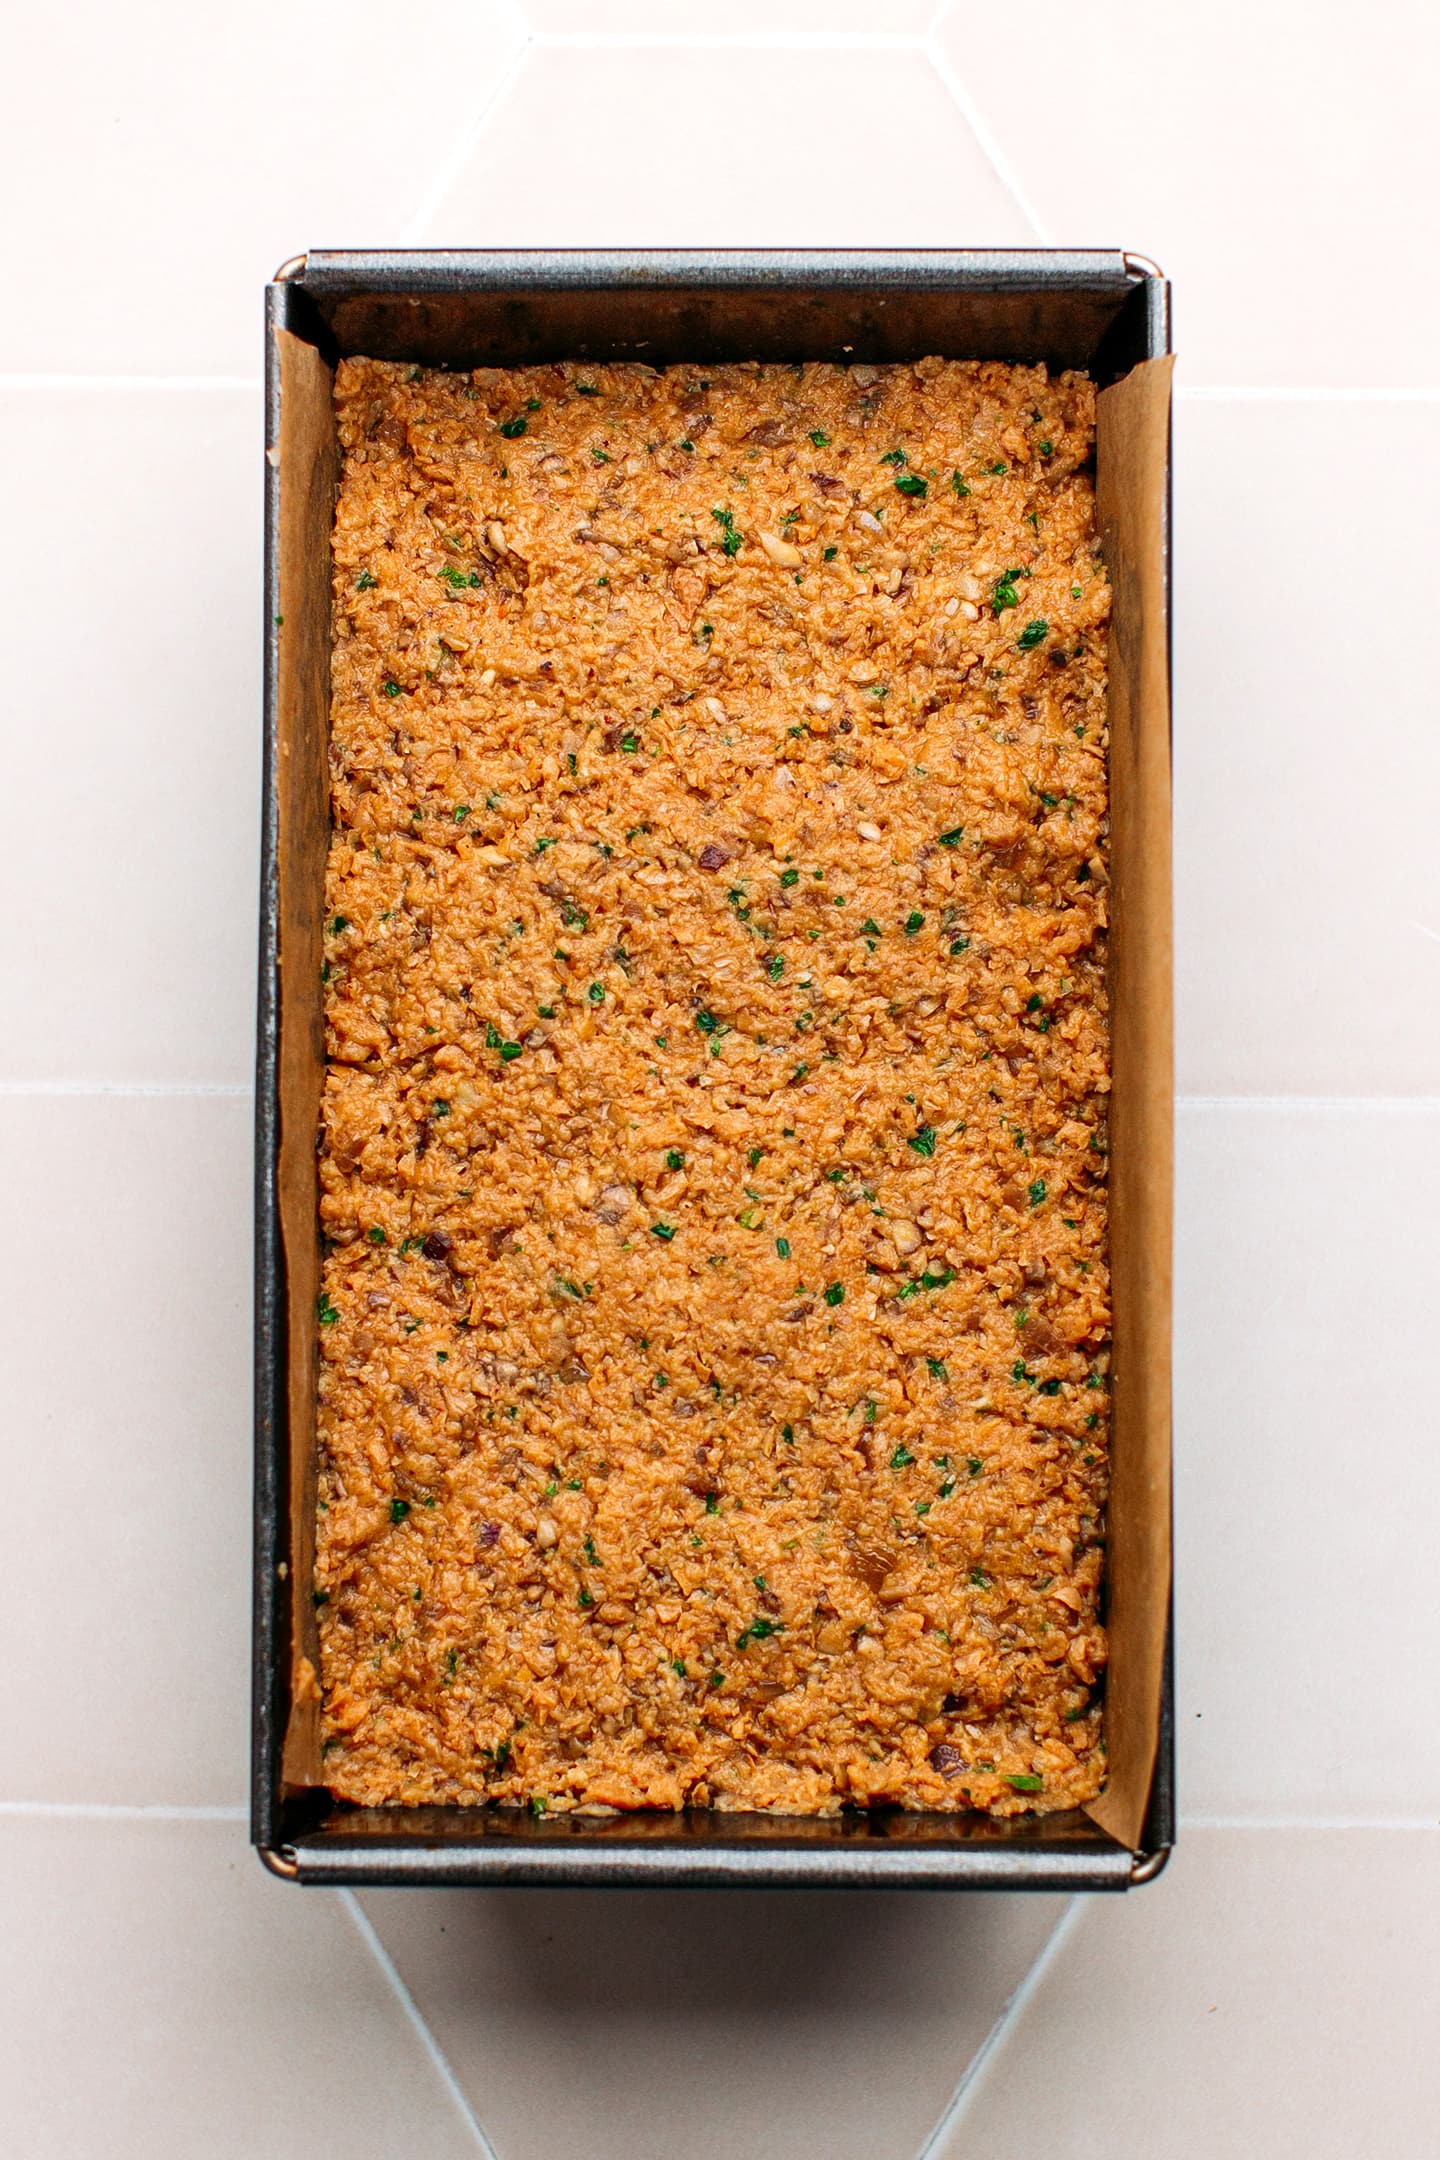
(314, 354), (1112, 1816)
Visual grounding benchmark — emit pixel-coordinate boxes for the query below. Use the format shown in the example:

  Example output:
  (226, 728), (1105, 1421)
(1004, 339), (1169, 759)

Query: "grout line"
(1183, 1813), (1440, 1832)
(341, 1890), (501, 2160)
(923, 34), (1051, 244)
(535, 28), (930, 48)
(0, 1802), (247, 1821)
(1177, 385), (1440, 403)
(6, 1084), (1438, 1109)
(402, 23), (535, 244)
(914, 1897), (1084, 2159)
(0, 1080), (252, 1098)
(1177, 1095), (1440, 1112)
(0, 375), (262, 392)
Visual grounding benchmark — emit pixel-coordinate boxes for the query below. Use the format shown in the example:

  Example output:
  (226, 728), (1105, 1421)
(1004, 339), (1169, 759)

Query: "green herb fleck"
(903, 911), (925, 936)
(588, 981), (605, 1004)
(809, 430), (832, 447)
(1028, 1179), (1047, 1207)
(650, 1222), (677, 1242)
(711, 506), (743, 557)
(317, 1292), (339, 1326)
(1006, 1773), (1044, 1792)
(890, 1446), (915, 1470)
(1017, 619), (1048, 651)
(390, 1498), (410, 1524)
(355, 570), (378, 591)
(499, 417), (527, 438)
(894, 472), (927, 498)
(775, 1237), (791, 1259)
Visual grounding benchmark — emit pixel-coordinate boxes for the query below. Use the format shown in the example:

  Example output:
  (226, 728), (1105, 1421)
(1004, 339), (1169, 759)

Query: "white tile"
(527, 1), (940, 30)
(936, 0), (1439, 386)
(0, 1816), (481, 2159)
(931, 1828), (1440, 2158)
(0, 1096), (252, 1806)
(1174, 397), (1440, 1097)
(1, 1), (526, 376)
(360, 1883), (1065, 2160)
(419, 44), (1034, 249)
(1175, 1102), (1440, 1819)
(0, 391), (259, 1085)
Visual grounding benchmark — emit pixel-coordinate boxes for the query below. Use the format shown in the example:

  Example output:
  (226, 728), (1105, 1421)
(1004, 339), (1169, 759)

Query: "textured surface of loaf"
(315, 355), (1112, 1816)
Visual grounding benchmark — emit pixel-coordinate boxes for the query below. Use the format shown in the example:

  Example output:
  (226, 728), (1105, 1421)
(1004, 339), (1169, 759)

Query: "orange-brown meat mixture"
(314, 354), (1112, 1816)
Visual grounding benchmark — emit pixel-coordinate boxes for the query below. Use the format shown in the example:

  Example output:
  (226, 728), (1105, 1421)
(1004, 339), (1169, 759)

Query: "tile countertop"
(2, 3), (1436, 2154)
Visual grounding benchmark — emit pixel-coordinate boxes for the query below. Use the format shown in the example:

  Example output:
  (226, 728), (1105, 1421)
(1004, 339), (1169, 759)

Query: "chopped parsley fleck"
(695, 1009), (721, 1034)
(908, 1125), (937, 1157)
(890, 1446), (915, 1469)
(969, 1568), (991, 1588)
(390, 1498), (410, 1524)
(1038, 439), (1054, 457)
(1028, 1179), (1047, 1207)
(987, 460), (1008, 475)
(575, 381), (599, 395)
(775, 1237), (791, 1259)
(711, 506), (743, 557)
(880, 449), (907, 467)
(1017, 618), (1048, 650)
(588, 981), (605, 1004)
(355, 569), (378, 590)
(779, 867), (800, 888)
(499, 417), (527, 438)
(650, 1222), (677, 1241)
(328, 914), (349, 936)
(620, 732), (639, 753)
(367, 1226), (387, 1246)
(809, 430), (832, 447)
(704, 1492), (720, 1515)
(431, 1099), (450, 1118)
(823, 1281), (845, 1307)
(951, 470), (970, 496)
(927, 1357), (949, 1380)
(381, 680), (401, 697)
(991, 570), (1022, 613)
(766, 954), (785, 980)
(316, 1292), (339, 1326)
(1006, 1773), (1044, 1792)
(666, 1149), (685, 1171)
(823, 545), (838, 562)
(903, 911), (925, 936)
(736, 1616), (784, 1649)
(894, 472), (928, 498)
(938, 827), (964, 847)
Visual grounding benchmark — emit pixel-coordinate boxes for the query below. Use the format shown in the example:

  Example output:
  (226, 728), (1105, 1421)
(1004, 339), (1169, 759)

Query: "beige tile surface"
(0, 1095), (252, 1805)
(930, 1830), (1440, 2158)
(0, 1816), (482, 2160)
(0, 0), (526, 376)
(418, 43), (1034, 251)
(1173, 1102), (1440, 1820)
(935, 0), (1440, 386)
(1173, 398), (1440, 1097)
(527, 1), (943, 28)
(0, 391), (259, 1086)
(359, 1884), (1066, 2160)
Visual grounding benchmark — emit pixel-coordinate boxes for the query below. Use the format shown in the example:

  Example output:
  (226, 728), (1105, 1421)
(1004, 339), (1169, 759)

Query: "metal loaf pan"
(257, 250), (1174, 1890)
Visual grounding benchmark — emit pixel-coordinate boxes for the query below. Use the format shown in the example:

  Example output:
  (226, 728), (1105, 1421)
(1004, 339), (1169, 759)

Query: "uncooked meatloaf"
(314, 353), (1112, 1818)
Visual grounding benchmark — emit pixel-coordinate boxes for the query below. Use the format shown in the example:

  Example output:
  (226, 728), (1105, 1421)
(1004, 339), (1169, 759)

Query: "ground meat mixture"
(314, 354), (1112, 1817)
